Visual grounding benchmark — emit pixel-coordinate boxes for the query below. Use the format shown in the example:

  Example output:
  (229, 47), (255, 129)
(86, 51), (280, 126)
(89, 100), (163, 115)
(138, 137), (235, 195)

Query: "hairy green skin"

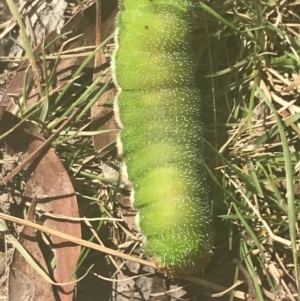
(112, 0), (212, 275)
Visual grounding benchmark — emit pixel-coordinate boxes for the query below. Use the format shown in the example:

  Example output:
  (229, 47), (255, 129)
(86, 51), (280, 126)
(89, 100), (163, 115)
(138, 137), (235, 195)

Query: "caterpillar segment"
(112, 0), (213, 275)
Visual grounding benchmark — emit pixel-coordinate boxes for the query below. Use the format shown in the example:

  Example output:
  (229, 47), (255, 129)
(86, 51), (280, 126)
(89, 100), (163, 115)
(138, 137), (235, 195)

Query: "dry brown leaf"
(9, 198), (56, 301)
(0, 111), (81, 301)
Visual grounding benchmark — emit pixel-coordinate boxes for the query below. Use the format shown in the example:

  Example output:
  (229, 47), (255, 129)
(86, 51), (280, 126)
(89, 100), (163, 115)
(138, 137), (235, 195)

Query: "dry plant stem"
(211, 280), (243, 298)
(86, 268), (151, 282)
(0, 108), (79, 186)
(278, 276), (297, 301)
(0, 211), (246, 299)
(182, 276), (246, 300)
(102, 206), (139, 240)
(149, 284), (189, 298)
(237, 261), (256, 300)
(274, 251), (295, 283)
(84, 219), (125, 277)
(0, 210), (155, 266)
(219, 121), (245, 154)
(111, 241), (140, 279)
(5, 0), (43, 96)
(36, 211), (124, 222)
(26, 196), (38, 222)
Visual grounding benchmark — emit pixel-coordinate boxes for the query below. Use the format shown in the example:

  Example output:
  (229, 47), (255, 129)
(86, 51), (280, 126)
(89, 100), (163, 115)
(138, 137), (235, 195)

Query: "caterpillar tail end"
(152, 251), (213, 277)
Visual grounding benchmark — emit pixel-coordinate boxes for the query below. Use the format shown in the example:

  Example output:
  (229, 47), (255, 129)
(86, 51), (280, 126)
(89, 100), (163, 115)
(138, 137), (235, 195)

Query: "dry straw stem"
(0, 218), (92, 286)
(0, 211), (247, 299)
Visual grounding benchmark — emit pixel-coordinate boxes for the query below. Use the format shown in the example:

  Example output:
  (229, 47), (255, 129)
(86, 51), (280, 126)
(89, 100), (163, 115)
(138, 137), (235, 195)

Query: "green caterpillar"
(112, 0), (212, 275)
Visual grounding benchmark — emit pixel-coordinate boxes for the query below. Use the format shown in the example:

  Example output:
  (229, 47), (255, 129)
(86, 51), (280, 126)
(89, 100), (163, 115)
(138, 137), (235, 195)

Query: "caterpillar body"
(112, 0), (212, 275)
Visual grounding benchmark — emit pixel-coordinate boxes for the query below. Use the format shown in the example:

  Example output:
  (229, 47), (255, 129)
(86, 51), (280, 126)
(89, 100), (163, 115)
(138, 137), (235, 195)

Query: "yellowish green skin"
(113, 0), (212, 274)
